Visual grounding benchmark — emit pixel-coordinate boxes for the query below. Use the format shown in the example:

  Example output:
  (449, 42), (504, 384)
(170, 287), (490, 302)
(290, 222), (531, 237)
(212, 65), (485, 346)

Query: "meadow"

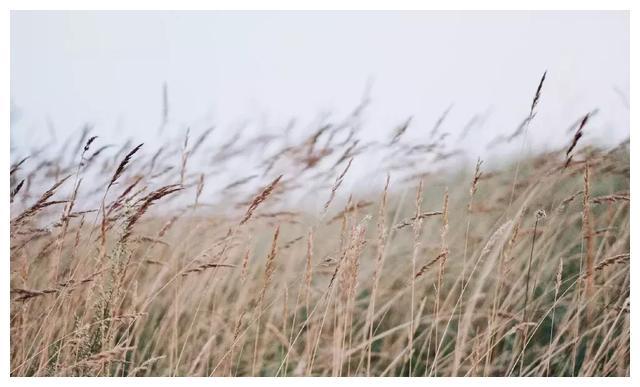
(9, 77), (630, 376)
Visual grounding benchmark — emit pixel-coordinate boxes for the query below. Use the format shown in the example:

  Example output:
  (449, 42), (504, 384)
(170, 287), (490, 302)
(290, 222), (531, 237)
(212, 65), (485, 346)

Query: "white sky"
(10, 11), (629, 162)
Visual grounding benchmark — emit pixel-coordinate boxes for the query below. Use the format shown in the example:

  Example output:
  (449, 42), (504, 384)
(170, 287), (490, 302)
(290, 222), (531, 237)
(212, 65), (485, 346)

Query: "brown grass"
(9, 81), (629, 377)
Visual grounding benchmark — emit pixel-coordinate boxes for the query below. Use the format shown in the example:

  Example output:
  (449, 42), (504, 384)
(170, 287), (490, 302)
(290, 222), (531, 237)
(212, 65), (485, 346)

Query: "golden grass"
(9, 82), (629, 376)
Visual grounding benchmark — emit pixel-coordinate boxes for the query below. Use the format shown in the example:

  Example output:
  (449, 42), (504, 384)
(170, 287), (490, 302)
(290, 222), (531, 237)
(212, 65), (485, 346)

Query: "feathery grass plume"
(240, 246), (252, 283)
(327, 200), (372, 224)
(181, 262), (236, 276)
(414, 251), (448, 280)
(591, 253), (630, 273)
(582, 162), (595, 321)
(111, 138), (133, 163)
(389, 117), (412, 145)
(336, 215), (369, 376)
(458, 112), (483, 140)
(108, 143), (143, 190)
(157, 213), (181, 238)
(10, 179), (25, 203)
(303, 230), (314, 311)
(180, 128), (190, 185)
(224, 174), (258, 191)
(565, 109), (599, 134)
(71, 214), (86, 254)
(504, 116), (533, 144)
(189, 126), (215, 156)
(148, 146), (164, 174)
(504, 71), (548, 213)
(333, 141), (359, 168)
(469, 159), (483, 209)
(60, 345), (135, 375)
(564, 113), (589, 168)
(280, 235), (303, 250)
(72, 124), (91, 156)
(136, 235), (169, 246)
(52, 177), (84, 279)
(591, 193), (629, 205)
(11, 269), (103, 302)
(430, 104), (454, 139)
(462, 158), (482, 290)
(558, 189), (584, 211)
(11, 175), (71, 228)
(128, 356), (166, 376)
(150, 165), (174, 180)
(240, 175), (283, 225)
(83, 145), (112, 170)
(161, 81), (169, 127)
(304, 124), (331, 154)
(530, 70), (547, 119)
(10, 156), (29, 176)
(106, 175), (144, 216)
(393, 211), (442, 230)
(194, 173), (205, 207)
(259, 226), (281, 301)
(121, 184), (182, 242)
(83, 136), (98, 154)
(323, 158), (353, 214)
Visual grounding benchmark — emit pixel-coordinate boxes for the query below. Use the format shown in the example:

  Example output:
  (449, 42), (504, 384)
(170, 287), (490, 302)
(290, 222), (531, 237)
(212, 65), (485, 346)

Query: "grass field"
(9, 79), (630, 376)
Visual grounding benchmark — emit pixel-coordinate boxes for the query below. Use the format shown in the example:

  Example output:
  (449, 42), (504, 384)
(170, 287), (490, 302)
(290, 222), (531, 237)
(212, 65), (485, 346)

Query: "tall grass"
(9, 80), (629, 376)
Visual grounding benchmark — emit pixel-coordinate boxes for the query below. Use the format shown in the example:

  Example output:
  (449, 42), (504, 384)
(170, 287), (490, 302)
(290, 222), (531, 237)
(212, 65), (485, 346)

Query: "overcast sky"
(10, 11), (629, 163)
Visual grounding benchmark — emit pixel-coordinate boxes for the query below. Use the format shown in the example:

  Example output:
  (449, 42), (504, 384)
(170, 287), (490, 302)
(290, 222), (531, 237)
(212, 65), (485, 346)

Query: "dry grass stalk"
(519, 209), (546, 374)
(530, 71), (547, 119)
(323, 158), (353, 214)
(393, 211), (442, 230)
(121, 184), (182, 242)
(366, 174), (390, 375)
(582, 162), (595, 321)
(240, 175), (283, 225)
(240, 247), (251, 283)
(389, 117), (412, 145)
(592, 193), (629, 205)
(61, 345), (136, 375)
(253, 225), (281, 375)
(128, 356), (166, 376)
(431, 189), (449, 374)
(591, 253), (629, 274)
(10, 156), (29, 176)
(545, 256), (564, 374)
(181, 262), (236, 276)
(11, 179), (25, 203)
(224, 175), (258, 191)
(327, 200), (373, 224)
(258, 226), (280, 304)
(408, 179), (424, 375)
(11, 179), (71, 236)
(11, 269), (103, 301)
(108, 143), (143, 189)
(564, 113), (589, 168)
(194, 173), (205, 206)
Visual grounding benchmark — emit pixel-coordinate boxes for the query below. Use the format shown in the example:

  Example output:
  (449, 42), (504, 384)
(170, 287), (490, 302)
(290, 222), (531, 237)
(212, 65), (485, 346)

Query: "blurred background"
(10, 11), (629, 188)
